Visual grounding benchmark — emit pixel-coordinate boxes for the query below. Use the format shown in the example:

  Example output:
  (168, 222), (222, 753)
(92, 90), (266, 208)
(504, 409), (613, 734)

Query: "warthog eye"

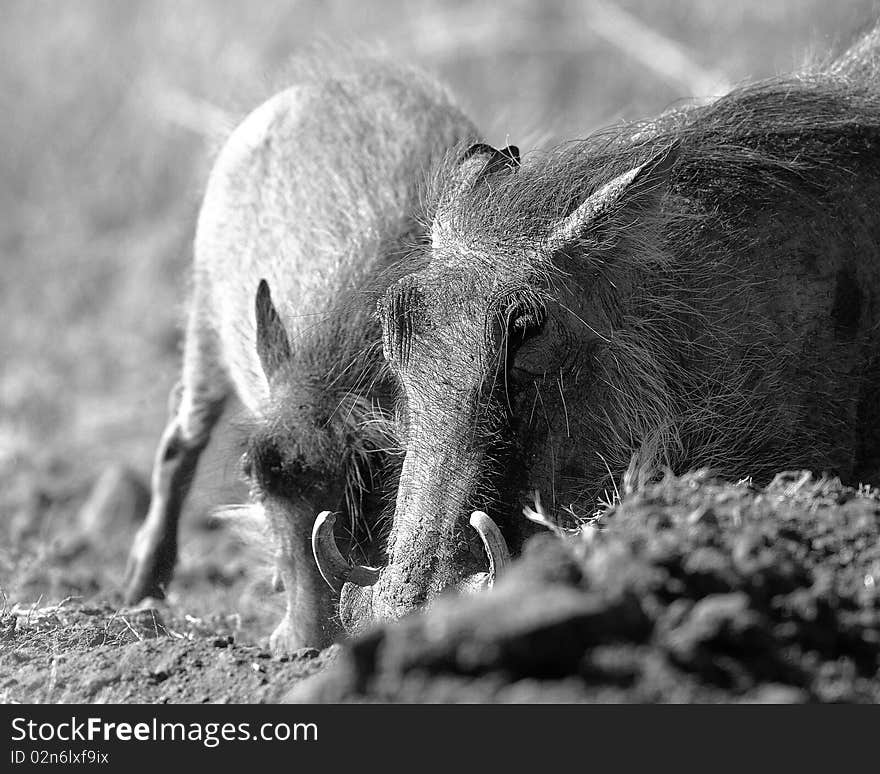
(500, 299), (547, 378)
(247, 432), (335, 501)
(245, 437), (297, 497)
(509, 329), (550, 377)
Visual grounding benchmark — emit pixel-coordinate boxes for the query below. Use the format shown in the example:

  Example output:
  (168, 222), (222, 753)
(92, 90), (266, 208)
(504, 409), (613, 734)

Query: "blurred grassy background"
(1, 0), (878, 636)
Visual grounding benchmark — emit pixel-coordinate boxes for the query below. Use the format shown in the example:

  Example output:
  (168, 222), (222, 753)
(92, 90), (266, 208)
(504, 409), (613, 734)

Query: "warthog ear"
(545, 143), (678, 254)
(432, 143), (520, 249)
(255, 279), (291, 382)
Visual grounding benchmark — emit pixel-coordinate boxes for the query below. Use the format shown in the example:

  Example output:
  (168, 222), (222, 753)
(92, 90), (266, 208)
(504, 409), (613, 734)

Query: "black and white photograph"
(3, 0), (880, 726)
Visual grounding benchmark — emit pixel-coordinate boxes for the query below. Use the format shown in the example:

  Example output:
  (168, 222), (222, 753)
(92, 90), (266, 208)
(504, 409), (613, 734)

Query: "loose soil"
(3, 468), (879, 703)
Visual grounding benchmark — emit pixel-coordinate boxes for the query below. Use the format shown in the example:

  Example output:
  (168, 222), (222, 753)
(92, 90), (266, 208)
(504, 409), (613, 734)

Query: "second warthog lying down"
(328, 35), (880, 630)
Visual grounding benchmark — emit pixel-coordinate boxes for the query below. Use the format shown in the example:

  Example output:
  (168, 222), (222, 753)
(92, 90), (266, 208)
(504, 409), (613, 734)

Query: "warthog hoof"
(122, 527), (176, 604)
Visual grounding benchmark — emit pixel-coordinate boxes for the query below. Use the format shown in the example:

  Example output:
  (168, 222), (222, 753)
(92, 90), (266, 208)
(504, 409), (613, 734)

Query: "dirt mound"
(289, 472), (880, 702)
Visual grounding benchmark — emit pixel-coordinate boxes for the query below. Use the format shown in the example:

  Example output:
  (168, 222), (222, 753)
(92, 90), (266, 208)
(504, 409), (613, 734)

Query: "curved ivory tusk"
(312, 511), (380, 592)
(469, 511), (511, 587)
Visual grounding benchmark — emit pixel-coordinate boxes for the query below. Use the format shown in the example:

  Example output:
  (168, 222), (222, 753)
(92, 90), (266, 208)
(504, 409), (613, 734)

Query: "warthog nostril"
(311, 511), (380, 592)
(469, 510), (510, 587)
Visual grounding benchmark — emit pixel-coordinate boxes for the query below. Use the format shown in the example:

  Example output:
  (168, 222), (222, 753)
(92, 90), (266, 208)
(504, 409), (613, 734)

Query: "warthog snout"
(311, 508), (510, 625)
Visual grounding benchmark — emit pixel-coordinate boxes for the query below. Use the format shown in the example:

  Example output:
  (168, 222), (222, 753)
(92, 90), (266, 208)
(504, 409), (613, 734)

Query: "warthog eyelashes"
(490, 292), (546, 345)
(509, 300), (546, 335)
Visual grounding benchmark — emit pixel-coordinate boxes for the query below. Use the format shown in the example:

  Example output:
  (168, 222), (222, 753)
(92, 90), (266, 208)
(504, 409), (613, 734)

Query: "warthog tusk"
(311, 511), (380, 592)
(469, 511), (510, 587)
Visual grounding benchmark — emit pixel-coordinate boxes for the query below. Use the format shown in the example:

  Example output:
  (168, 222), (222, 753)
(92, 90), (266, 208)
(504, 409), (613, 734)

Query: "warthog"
(323, 29), (880, 629)
(123, 57), (476, 651)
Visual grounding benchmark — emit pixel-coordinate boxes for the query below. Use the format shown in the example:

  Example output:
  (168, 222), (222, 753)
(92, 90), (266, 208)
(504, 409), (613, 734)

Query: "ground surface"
(0, 602), (334, 704)
(4, 2), (880, 703)
(289, 472), (880, 703)
(3, 470), (879, 703)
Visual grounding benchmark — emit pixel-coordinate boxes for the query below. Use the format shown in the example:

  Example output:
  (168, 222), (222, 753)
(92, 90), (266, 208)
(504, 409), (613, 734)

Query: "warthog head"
(247, 280), (398, 647)
(317, 58), (880, 628)
(318, 140), (680, 628)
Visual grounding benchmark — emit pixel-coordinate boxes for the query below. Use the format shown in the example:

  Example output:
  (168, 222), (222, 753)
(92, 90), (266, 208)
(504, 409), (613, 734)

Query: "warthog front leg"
(124, 379), (227, 603)
(124, 293), (231, 604)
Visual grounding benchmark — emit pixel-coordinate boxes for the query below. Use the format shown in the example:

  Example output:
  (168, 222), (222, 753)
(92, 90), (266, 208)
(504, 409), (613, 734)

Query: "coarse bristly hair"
(213, 282), (404, 577)
(265, 309), (398, 523)
(413, 33), (880, 519)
